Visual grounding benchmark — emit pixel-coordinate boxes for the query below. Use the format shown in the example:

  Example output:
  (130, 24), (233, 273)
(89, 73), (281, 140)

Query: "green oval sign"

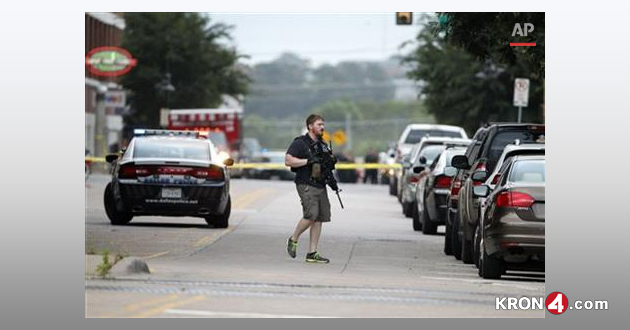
(85, 47), (137, 77)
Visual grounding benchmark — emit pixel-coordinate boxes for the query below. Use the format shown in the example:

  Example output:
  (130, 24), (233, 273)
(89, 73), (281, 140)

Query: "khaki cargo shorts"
(296, 184), (331, 222)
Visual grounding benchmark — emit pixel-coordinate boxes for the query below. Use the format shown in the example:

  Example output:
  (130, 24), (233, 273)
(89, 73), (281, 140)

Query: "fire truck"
(165, 106), (243, 166)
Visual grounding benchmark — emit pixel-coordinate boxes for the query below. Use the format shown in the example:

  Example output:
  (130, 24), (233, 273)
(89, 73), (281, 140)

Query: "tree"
(404, 23), (544, 134)
(121, 13), (249, 128)
(434, 12), (545, 78)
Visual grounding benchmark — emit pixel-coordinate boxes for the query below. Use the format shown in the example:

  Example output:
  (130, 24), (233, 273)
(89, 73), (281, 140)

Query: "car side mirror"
(444, 166), (457, 177)
(105, 154), (119, 164)
(419, 156), (427, 165)
(223, 158), (235, 166)
(471, 170), (488, 182)
(451, 155), (470, 170)
(473, 185), (490, 198)
(413, 166), (425, 174)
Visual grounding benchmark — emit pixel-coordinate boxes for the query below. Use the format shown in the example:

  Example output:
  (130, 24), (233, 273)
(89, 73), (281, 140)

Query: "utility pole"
(94, 85), (108, 157)
(345, 113), (352, 151)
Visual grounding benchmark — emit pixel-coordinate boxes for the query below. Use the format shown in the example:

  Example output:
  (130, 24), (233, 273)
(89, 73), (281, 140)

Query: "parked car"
(246, 151), (295, 181)
(413, 147), (467, 235)
(400, 137), (471, 217)
(103, 129), (234, 228)
(447, 127), (488, 259)
(473, 141), (545, 266)
(473, 155), (545, 279)
(451, 123), (545, 264)
(389, 124), (468, 197)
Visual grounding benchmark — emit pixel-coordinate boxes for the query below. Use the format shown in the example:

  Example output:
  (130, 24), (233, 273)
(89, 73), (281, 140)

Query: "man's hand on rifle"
(307, 154), (323, 166)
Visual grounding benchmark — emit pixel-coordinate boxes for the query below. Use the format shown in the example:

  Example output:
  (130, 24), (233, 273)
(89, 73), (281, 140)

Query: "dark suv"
(451, 124), (545, 264)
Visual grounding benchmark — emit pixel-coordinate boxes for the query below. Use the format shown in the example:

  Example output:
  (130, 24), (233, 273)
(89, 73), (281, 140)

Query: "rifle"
(319, 137), (344, 209)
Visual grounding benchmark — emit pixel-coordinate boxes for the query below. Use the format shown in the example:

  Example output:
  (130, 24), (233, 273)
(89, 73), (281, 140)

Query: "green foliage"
(96, 251), (112, 278)
(245, 53), (396, 118)
(243, 100), (434, 157)
(435, 12), (545, 78)
(121, 13), (249, 127)
(404, 19), (544, 134)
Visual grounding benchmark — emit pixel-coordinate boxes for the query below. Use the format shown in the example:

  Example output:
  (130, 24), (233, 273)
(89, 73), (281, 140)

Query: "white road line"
(164, 309), (334, 318)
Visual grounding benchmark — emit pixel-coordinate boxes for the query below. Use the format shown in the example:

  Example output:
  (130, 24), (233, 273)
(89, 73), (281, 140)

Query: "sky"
(207, 13), (425, 67)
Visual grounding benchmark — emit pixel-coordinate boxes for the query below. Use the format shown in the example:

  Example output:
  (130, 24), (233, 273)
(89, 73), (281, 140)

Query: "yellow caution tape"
(85, 156), (107, 163)
(85, 158), (402, 170)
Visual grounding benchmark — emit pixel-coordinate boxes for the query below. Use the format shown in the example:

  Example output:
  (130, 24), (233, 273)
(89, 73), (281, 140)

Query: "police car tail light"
(119, 165), (151, 178)
(205, 165), (224, 181)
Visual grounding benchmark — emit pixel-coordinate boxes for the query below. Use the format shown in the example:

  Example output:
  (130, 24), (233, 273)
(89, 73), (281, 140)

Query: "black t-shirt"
(286, 134), (326, 188)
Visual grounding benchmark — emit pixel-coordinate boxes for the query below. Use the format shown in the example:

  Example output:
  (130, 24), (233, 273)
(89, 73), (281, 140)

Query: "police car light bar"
(133, 129), (200, 138)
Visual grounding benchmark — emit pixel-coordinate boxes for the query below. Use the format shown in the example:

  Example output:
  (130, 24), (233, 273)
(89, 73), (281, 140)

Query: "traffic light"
(396, 12), (413, 25)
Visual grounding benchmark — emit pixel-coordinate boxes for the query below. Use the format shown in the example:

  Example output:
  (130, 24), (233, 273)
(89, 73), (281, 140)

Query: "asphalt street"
(85, 173), (544, 317)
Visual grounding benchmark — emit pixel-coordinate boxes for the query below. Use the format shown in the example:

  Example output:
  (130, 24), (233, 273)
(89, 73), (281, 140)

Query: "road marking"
(164, 309), (334, 318)
(124, 294), (181, 313)
(131, 295), (206, 318)
(142, 251), (170, 260)
(233, 188), (274, 209)
(192, 233), (220, 248)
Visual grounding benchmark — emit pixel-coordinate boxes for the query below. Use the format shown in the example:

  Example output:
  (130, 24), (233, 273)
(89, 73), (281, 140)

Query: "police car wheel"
(103, 183), (132, 225)
(205, 196), (231, 228)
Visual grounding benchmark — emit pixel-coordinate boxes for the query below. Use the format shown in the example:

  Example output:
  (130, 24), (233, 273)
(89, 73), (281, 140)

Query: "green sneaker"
(306, 251), (330, 264)
(287, 237), (298, 258)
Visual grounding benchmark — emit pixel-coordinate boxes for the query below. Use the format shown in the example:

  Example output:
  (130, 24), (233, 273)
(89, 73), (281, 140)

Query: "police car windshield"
(405, 129), (463, 144)
(133, 138), (211, 161)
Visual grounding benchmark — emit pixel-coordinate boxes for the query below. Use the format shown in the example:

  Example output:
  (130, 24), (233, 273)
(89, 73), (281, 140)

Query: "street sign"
(85, 46), (137, 77)
(322, 131), (331, 143)
(513, 78), (530, 107)
(332, 130), (347, 145)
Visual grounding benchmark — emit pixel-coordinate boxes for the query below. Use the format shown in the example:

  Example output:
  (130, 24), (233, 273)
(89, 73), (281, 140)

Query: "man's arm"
(285, 153), (308, 168)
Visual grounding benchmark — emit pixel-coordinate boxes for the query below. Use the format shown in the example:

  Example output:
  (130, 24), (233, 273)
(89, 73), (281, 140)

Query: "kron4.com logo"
(546, 292), (569, 315)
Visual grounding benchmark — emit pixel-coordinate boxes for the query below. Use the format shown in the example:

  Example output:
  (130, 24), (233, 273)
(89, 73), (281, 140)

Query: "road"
(85, 173), (545, 317)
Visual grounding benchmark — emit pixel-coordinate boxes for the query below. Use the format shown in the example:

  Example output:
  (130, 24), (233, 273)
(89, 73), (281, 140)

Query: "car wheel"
(404, 202), (414, 218)
(461, 223), (475, 264)
(205, 196), (231, 228)
(421, 199), (437, 235)
(444, 223), (453, 255)
(481, 246), (502, 279)
(452, 213), (462, 260)
(103, 183), (132, 225)
(412, 201), (421, 231)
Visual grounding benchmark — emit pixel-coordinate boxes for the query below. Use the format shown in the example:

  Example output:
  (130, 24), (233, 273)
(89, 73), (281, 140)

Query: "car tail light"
(491, 174), (501, 185)
(206, 165), (224, 181)
(451, 179), (462, 196)
(496, 191), (534, 208)
(472, 162), (486, 186)
(435, 175), (452, 189)
(409, 175), (420, 183)
(119, 165), (152, 179)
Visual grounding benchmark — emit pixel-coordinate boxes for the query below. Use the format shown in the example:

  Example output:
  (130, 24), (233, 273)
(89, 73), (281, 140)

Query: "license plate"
(161, 188), (182, 199)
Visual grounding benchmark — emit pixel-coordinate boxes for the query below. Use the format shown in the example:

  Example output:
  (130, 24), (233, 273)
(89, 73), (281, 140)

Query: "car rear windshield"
(487, 130), (545, 171)
(133, 138), (211, 161)
(405, 129), (463, 144)
(509, 160), (545, 183)
(419, 146), (446, 164)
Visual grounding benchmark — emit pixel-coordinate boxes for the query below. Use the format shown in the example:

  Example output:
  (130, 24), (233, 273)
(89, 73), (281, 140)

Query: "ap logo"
(512, 23), (534, 37)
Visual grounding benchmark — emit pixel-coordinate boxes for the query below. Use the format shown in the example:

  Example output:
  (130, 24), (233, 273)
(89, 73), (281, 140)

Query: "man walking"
(285, 114), (332, 263)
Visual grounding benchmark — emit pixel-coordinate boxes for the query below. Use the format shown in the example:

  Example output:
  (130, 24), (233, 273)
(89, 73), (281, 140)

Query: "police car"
(103, 129), (234, 227)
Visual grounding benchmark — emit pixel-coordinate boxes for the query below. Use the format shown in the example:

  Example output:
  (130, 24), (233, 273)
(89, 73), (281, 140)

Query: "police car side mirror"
(105, 154), (119, 164)
(223, 158), (235, 166)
